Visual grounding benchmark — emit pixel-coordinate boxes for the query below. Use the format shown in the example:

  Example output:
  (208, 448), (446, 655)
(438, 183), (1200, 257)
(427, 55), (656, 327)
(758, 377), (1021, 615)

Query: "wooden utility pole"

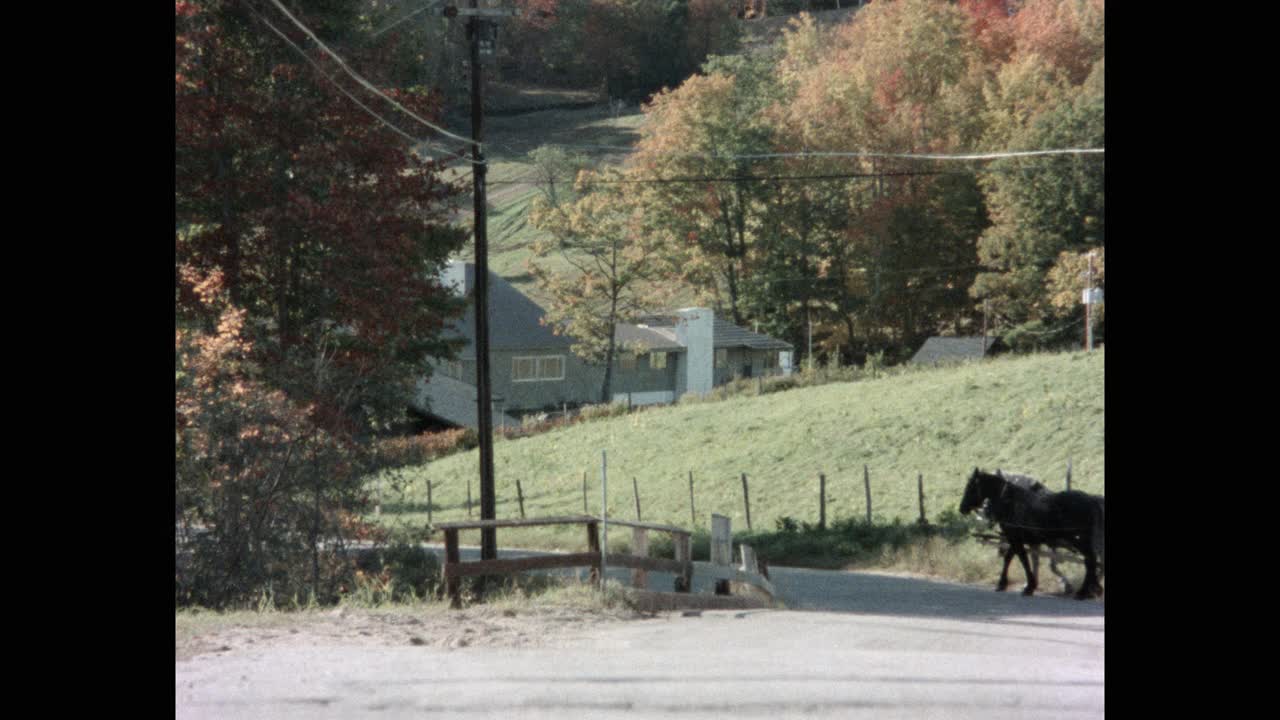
(439, 1), (519, 565)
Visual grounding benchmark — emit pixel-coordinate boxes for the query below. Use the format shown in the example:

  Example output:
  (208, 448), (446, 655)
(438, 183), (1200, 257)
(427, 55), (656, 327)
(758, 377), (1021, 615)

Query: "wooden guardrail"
(433, 515), (694, 608)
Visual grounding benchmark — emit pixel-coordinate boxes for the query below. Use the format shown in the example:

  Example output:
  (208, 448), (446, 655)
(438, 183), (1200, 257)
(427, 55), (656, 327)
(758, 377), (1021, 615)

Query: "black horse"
(960, 468), (1104, 600)
(980, 471), (1090, 595)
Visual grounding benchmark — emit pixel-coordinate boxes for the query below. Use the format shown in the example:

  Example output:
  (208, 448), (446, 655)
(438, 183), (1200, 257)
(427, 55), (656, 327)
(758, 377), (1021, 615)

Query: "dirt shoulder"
(177, 589), (773, 663)
(177, 604), (635, 662)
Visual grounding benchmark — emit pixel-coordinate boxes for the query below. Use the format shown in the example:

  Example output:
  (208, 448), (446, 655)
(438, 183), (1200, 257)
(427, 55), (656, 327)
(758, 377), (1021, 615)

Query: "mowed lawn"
(373, 350), (1104, 553)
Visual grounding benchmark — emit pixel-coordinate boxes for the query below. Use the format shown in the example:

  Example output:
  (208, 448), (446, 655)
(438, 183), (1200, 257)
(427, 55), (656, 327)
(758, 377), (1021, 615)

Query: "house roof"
(711, 318), (793, 351)
(443, 263), (574, 354)
(910, 336), (1001, 365)
(444, 262), (792, 355)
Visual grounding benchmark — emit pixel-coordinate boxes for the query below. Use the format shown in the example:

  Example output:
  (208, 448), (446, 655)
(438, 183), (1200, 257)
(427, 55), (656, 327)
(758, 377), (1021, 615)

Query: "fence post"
(689, 471), (696, 529)
(467, 478), (473, 518)
(586, 520), (600, 586)
(631, 526), (649, 589)
(445, 528), (461, 609)
(711, 513), (732, 595)
(674, 532), (692, 592)
(583, 471), (588, 513)
(819, 473), (826, 530)
(427, 480), (433, 526)
(741, 473), (752, 531)
(600, 450), (609, 590)
(633, 477), (642, 521)
(918, 472), (927, 526)
(740, 544), (758, 574)
(1066, 457), (1073, 491)
(516, 478), (526, 519)
(863, 465), (872, 524)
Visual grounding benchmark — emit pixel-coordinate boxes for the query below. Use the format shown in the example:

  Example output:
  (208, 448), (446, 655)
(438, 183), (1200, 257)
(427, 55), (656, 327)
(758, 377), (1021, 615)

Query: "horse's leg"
(1073, 537), (1100, 600)
(1048, 548), (1073, 596)
(1013, 543), (1037, 596)
(996, 545), (1015, 591)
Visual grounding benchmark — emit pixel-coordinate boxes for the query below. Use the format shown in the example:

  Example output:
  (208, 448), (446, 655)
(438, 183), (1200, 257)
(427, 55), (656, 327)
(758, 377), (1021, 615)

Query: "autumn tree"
(764, 1), (989, 359)
(971, 0), (1104, 349)
(175, 0), (466, 606)
(632, 50), (783, 325)
(527, 170), (678, 402)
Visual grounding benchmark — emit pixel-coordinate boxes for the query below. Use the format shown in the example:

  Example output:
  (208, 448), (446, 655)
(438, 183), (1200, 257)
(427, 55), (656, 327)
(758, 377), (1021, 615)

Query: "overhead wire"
(370, 1), (445, 38)
(261, 0), (479, 148)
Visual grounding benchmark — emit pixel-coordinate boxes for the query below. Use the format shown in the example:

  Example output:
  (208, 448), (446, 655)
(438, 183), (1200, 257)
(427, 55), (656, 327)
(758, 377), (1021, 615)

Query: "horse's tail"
(1091, 499), (1105, 569)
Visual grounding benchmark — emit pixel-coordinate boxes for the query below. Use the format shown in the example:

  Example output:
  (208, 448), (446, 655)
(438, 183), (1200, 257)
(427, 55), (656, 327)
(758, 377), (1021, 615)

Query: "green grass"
(373, 349), (1104, 565)
(446, 106), (651, 305)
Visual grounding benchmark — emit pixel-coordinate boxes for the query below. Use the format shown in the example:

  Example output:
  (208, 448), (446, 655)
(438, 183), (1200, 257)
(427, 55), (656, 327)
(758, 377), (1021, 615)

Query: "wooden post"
(819, 473), (826, 530)
(674, 532), (692, 593)
(863, 465), (872, 524)
(740, 544), (758, 575)
(427, 480), (433, 525)
(741, 473), (752, 531)
(631, 526), (649, 589)
(711, 513), (732, 595)
(445, 528), (461, 608)
(600, 450), (609, 589)
(917, 473), (927, 526)
(583, 471), (588, 513)
(586, 520), (600, 586)
(633, 477), (642, 521)
(688, 471), (696, 529)
(467, 477), (473, 518)
(516, 478), (526, 519)
(1066, 457), (1073, 491)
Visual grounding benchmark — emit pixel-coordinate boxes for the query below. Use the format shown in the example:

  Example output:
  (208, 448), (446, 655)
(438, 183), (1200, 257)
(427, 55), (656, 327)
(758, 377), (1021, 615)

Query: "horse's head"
(959, 467), (986, 515)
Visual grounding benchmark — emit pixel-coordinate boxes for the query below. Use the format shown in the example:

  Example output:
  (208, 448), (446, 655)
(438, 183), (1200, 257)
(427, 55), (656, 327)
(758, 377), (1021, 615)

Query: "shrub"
(378, 428), (479, 467)
(349, 542), (442, 603)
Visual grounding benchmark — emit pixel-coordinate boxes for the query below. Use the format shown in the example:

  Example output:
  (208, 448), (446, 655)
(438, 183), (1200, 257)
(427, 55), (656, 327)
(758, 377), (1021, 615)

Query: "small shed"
(910, 336), (1005, 366)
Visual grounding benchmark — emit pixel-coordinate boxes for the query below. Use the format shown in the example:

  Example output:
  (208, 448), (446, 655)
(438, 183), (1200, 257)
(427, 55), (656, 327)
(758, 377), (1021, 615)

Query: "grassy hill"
(374, 349), (1104, 567)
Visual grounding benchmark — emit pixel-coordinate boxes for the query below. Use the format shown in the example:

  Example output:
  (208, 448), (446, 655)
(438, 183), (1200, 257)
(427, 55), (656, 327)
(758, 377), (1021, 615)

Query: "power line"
(261, 0), (478, 148)
(250, 5), (482, 166)
(370, 1), (445, 38)
(495, 140), (1105, 162)
(488, 155), (1103, 186)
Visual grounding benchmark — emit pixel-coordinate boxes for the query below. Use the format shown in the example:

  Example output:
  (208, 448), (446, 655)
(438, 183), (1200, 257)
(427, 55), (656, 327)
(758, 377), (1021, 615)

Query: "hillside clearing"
(373, 350), (1104, 556)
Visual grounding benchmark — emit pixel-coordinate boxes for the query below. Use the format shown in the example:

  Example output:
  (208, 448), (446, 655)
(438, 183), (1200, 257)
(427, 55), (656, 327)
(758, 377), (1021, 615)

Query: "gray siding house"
(413, 262), (794, 429)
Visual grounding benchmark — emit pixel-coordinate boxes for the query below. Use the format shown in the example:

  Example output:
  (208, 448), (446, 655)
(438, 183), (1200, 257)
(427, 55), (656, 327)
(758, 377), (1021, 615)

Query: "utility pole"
(468, 0), (497, 564)
(439, 1), (518, 564)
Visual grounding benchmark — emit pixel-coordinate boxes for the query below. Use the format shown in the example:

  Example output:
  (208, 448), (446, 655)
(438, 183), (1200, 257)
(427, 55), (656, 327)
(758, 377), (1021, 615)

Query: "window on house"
(715, 348), (728, 368)
(763, 353), (776, 370)
(513, 357), (537, 381)
(514, 355), (564, 382)
(650, 351), (667, 369)
(538, 356), (564, 381)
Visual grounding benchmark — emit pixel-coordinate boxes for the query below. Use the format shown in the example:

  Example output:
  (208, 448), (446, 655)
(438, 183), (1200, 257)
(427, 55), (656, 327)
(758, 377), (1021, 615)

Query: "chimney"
(441, 260), (473, 297)
(676, 307), (714, 397)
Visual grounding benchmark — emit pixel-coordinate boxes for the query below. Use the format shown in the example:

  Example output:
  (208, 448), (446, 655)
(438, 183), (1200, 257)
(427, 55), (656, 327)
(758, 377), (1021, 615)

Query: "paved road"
(176, 548), (1104, 719)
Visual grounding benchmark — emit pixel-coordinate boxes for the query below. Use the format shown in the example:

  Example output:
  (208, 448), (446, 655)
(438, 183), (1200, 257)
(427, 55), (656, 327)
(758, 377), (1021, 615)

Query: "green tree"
(972, 57), (1103, 348)
(528, 171), (677, 402)
(632, 51), (781, 325)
